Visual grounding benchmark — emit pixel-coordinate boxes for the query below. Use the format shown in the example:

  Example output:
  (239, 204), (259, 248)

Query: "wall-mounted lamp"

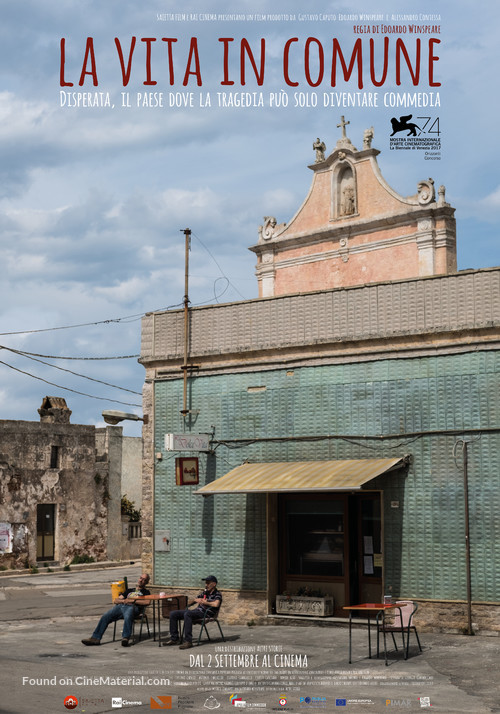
(102, 410), (149, 425)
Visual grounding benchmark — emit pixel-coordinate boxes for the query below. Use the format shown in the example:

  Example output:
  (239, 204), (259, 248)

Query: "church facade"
(140, 124), (500, 632)
(251, 117), (456, 297)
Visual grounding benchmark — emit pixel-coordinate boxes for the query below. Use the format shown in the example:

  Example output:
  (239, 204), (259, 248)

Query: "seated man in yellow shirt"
(82, 573), (150, 647)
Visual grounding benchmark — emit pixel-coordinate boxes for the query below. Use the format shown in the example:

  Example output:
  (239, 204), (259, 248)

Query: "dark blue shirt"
(196, 588), (222, 617)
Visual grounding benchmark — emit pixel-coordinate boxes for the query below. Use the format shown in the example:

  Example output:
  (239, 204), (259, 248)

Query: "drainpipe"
(462, 441), (473, 635)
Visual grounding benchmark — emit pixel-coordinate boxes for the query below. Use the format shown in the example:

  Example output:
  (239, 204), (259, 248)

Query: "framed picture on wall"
(175, 457), (199, 486)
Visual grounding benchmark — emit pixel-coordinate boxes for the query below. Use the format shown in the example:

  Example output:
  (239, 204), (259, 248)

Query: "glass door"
(279, 494), (349, 612)
(349, 493), (383, 604)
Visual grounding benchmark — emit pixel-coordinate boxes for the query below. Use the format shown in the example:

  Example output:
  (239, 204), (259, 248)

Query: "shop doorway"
(37, 504), (55, 561)
(277, 492), (382, 614)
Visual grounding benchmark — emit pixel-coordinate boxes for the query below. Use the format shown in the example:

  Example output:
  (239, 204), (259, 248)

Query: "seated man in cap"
(164, 575), (222, 649)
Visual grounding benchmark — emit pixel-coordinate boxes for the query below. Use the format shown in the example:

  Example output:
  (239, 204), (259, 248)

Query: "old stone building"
(139, 124), (500, 632)
(0, 397), (142, 568)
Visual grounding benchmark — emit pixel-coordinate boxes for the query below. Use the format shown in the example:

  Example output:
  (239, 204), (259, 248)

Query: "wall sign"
(155, 530), (171, 552)
(175, 457), (199, 486)
(165, 433), (210, 452)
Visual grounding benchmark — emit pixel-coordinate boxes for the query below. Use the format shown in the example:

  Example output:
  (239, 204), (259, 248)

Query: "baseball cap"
(202, 575), (218, 583)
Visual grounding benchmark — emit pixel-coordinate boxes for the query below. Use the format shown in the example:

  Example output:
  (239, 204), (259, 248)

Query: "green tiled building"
(140, 268), (500, 632)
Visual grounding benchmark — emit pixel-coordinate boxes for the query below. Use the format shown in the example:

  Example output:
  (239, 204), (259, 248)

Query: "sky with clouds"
(1, 0), (498, 434)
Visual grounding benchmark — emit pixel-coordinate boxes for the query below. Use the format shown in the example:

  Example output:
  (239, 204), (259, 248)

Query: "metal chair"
(113, 604), (151, 644)
(180, 607), (226, 646)
(376, 600), (422, 660)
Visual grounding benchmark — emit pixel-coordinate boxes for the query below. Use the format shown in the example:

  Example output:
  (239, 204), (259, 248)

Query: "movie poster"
(2, 1), (499, 713)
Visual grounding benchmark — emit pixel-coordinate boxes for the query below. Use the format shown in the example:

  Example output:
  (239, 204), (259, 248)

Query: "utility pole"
(181, 228), (191, 417)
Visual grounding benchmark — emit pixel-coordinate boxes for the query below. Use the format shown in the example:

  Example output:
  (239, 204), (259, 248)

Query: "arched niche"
(332, 161), (357, 219)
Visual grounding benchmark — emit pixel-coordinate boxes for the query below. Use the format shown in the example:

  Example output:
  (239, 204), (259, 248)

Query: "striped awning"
(194, 457), (405, 495)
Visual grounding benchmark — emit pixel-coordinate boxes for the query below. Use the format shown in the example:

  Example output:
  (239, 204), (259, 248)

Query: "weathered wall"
(121, 436), (143, 508)
(0, 420), (109, 568)
(95, 427), (123, 562)
(141, 268), (500, 373)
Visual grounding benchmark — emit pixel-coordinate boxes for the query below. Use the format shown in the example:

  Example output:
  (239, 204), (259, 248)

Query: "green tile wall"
(154, 351), (500, 599)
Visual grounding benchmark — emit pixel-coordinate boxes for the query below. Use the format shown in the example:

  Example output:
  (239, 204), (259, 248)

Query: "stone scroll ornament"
(259, 216), (277, 241)
(417, 178), (436, 205)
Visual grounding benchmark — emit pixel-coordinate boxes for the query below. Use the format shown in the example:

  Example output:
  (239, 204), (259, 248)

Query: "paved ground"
(0, 564), (141, 621)
(1, 565), (499, 713)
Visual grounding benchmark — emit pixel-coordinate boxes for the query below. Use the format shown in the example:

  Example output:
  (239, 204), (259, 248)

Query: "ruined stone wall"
(0, 420), (109, 569)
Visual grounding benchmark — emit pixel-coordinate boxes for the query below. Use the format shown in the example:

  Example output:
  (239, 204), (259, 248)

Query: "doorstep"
(267, 614), (350, 627)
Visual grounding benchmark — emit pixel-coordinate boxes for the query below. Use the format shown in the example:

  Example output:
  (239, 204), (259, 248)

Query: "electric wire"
(0, 359), (141, 407)
(191, 230), (247, 301)
(0, 301), (184, 337)
(0, 233), (248, 405)
(1, 346), (141, 395)
(0, 346), (139, 361)
(0, 232), (247, 340)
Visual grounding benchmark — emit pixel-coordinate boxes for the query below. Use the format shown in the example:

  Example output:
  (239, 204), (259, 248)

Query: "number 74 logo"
(416, 117), (440, 136)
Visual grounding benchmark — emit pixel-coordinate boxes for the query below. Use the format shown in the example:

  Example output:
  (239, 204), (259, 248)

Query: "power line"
(0, 302), (184, 337)
(1, 347), (140, 361)
(0, 234), (250, 339)
(0, 317), (133, 337)
(1, 346), (141, 395)
(191, 231), (248, 301)
(0, 234), (249, 347)
(0, 359), (141, 407)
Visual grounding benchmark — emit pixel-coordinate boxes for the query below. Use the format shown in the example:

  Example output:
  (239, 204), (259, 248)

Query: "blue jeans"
(91, 603), (139, 641)
(169, 608), (204, 643)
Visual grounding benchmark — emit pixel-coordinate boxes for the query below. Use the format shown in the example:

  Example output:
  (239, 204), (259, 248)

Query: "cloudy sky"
(1, 0), (498, 435)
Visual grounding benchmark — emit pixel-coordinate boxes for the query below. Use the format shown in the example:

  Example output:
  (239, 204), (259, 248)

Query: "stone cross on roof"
(337, 115), (350, 139)
(335, 116), (357, 151)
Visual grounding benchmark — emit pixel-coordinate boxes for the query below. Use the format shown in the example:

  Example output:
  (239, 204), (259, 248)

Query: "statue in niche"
(337, 163), (358, 216)
(313, 137), (326, 162)
(342, 186), (355, 215)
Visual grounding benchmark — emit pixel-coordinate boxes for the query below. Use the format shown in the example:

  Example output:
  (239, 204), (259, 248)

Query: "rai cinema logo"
(151, 696), (173, 709)
(63, 696), (78, 710)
